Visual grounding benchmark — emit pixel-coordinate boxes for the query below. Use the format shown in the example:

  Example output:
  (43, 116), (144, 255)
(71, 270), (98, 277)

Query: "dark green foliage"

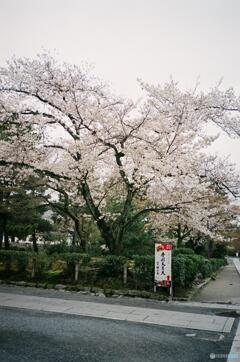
(0, 250), (91, 279)
(183, 254), (209, 278)
(0, 250), (225, 289)
(226, 247), (236, 257)
(0, 250), (32, 264)
(172, 256), (186, 287)
(200, 259), (212, 277)
(16, 253), (29, 272)
(210, 258), (226, 271)
(121, 219), (155, 257)
(172, 254), (198, 288)
(0, 177), (54, 251)
(132, 255), (154, 287)
(45, 242), (68, 255)
(212, 243), (227, 259)
(57, 253), (91, 265)
(183, 256), (198, 287)
(45, 242), (82, 255)
(50, 253), (91, 278)
(173, 248), (194, 256)
(34, 254), (53, 277)
(98, 255), (127, 277)
(172, 254), (225, 288)
(103, 197), (155, 256)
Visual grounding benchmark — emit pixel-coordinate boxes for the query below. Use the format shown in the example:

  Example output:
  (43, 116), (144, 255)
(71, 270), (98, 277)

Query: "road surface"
(1, 258), (240, 362)
(0, 306), (236, 362)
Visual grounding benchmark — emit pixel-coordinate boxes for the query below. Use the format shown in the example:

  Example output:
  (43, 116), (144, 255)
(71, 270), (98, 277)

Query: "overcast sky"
(0, 0), (239, 166)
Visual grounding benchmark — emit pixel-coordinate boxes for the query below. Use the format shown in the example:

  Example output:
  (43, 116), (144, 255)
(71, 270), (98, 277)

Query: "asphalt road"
(0, 306), (235, 362)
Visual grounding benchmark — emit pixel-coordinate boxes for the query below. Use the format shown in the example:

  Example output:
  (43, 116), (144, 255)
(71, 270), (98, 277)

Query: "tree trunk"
(75, 262), (79, 281)
(81, 179), (136, 255)
(176, 224), (183, 248)
(207, 239), (214, 258)
(112, 188), (134, 255)
(123, 263), (128, 285)
(81, 180), (116, 252)
(32, 231), (38, 253)
(3, 215), (9, 249)
(187, 237), (195, 250)
(0, 228), (3, 249)
(72, 229), (76, 246)
(114, 241), (123, 255)
(31, 258), (36, 278)
(0, 191), (3, 249)
(4, 233), (9, 249)
(74, 219), (86, 252)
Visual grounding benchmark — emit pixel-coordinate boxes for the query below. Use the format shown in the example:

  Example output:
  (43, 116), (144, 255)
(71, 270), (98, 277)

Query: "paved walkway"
(0, 291), (234, 333)
(193, 258), (240, 304)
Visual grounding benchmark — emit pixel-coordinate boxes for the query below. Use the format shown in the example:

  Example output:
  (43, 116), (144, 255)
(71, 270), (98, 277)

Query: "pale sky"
(0, 0), (239, 167)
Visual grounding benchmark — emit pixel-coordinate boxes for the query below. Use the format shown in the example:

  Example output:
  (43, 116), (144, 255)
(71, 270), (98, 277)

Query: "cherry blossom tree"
(0, 54), (239, 253)
(162, 189), (239, 254)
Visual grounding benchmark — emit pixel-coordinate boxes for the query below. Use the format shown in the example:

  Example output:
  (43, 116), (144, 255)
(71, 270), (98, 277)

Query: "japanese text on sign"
(155, 243), (172, 287)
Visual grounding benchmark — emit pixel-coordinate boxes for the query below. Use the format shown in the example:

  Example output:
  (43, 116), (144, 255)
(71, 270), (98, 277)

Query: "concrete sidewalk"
(193, 258), (240, 304)
(0, 291), (234, 333)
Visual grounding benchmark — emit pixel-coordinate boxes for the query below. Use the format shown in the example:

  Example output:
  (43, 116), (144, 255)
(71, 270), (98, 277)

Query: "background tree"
(0, 176), (53, 251)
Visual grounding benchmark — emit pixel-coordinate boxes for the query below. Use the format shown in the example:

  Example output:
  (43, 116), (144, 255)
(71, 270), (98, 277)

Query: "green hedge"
(0, 250), (31, 271)
(132, 255), (154, 288)
(0, 250), (91, 278)
(172, 256), (186, 287)
(172, 254), (225, 288)
(97, 255), (127, 277)
(173, 248), (195, 256)
(0, 250), (225, 289)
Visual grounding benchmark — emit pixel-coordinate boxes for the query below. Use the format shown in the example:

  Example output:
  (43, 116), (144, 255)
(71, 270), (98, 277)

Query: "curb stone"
(0, 280), (169, 301)
(0, 265), (225, 303)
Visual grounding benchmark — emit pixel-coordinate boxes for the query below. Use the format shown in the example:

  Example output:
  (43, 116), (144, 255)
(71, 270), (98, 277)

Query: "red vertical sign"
(155, 243), (172, 287)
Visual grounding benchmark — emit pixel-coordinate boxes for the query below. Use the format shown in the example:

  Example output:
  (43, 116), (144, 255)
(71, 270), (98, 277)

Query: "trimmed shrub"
(184, 256), (198, 287)
(0, 250), (226, 290)
(0, 250), (32, 272)
(57, 253), (90, 265)
(16, 253), (29, 272)
(33, 253), (52, 278)
(210, 258), (225, 272)
(132, 255), (154, 288)
(172, 254), (224, 288)
(184, 254), (211, 278)
(98, 255), (127, 278)
(45, 243), (83, 255)
(227, 247), (236, 257)
(57, 253), (91, 278)
(45, 242), (69, 255)
(212, 243), (227, 259)
(173, 248), (194, 256)
(172, 256), (186, 288)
